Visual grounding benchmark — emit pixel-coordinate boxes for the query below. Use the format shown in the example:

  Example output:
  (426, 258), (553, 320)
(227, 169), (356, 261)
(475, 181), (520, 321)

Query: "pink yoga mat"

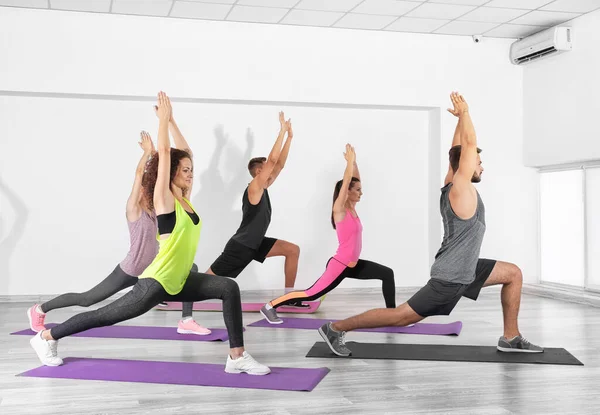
(18, 357), (331, 391)
(249, 318), (463, 336)
(11, 324), (233, 342)
(156, 301), (321, 313)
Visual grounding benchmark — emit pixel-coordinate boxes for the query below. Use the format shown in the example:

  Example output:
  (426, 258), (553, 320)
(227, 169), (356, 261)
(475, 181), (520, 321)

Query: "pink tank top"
(333, 209), (363, 265)
(120, 210), (160, 277)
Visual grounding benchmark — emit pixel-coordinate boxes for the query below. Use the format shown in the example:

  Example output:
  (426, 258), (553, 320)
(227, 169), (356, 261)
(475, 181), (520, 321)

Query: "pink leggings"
(269, 257), (396, 308)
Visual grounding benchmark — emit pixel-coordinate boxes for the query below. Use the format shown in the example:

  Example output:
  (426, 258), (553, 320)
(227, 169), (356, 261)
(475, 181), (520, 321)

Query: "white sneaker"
(30, 332), (63, 366)
(224, 351), (271, 375)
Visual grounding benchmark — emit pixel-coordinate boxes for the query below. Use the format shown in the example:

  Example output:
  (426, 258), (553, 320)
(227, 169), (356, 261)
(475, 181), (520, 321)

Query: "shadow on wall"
(193, 125), (259, 283)
(0, 176), (29, 296)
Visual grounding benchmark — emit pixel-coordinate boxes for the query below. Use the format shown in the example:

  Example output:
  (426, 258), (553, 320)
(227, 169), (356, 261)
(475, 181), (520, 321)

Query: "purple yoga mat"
(18, 357), (330, 392)
(156, 301), (321, 313)
(11, 324), (232, 342)
(249, 317), (463, 336)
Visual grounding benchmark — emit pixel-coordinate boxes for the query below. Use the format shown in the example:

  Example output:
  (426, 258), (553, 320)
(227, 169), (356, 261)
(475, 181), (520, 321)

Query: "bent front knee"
(512, 265), (523, 285)
(288, 244), (300, 258)
(222, 278), (241, 298)
(382, 266), (395, 281)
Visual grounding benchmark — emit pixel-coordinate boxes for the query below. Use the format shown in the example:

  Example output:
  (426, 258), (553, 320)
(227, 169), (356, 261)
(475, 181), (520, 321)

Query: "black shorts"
(209, 237), (278, 278)
(407, 259), (497, 317)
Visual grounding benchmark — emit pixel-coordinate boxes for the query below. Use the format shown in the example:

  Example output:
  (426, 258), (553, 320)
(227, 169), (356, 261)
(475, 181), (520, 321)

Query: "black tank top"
(231, 187), (272, 249)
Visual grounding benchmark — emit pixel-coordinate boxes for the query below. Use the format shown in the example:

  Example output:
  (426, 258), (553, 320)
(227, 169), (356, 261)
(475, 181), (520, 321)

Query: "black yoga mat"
(306, 342), (583, 366)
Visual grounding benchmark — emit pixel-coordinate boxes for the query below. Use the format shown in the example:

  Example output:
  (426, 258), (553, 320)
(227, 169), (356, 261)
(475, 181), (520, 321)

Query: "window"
(585, 167), (600, 291)
(539, 170), (585, 287)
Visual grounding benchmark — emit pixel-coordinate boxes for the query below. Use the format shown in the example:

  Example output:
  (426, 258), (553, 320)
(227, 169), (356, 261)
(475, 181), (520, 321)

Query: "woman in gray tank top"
(26, 132), (199, 333)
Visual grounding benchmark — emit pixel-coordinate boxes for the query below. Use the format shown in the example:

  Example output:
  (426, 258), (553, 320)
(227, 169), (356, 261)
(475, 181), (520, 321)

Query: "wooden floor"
(1, 288), (599, 415)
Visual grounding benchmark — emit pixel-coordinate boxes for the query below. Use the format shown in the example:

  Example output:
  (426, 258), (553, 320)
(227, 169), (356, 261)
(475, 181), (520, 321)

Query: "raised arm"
(248, 112), (288, 203)
(445, 92), (464, 185)
(155, 102), (193, 158)
(168, 107), (194, 197)
(352, 157), (361, 181)
(332, 144), (356, 222)
(153, 92), (175, 215)
(267, 119), (293, 187)
(452, 93), (478, 182)
(449, 92), (479, 217)
(126, 131), (155, 222)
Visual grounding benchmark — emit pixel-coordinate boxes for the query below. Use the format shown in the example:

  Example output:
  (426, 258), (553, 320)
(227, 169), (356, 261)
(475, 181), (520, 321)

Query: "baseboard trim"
(523, 283), (600, 308)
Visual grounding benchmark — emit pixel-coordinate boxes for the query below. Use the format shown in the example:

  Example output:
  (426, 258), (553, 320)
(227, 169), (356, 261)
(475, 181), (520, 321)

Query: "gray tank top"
(231, 187), (272, 250)
(120, 210), (159, 277)
(430, 183), (486, 284)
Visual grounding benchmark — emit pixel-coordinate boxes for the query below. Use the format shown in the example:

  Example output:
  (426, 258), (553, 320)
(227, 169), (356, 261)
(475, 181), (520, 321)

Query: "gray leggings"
(41, 264), (197, 319)
(49, 272), (244, 348)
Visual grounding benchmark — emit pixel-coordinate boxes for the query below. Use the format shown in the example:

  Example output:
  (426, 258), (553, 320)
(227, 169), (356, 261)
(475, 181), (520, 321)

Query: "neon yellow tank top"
(140, 198), (201, 295)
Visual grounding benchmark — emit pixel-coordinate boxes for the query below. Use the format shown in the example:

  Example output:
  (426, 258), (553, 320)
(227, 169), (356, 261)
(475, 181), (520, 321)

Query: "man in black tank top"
(206, 112), (305, 306)
(318, 93), (543, 357)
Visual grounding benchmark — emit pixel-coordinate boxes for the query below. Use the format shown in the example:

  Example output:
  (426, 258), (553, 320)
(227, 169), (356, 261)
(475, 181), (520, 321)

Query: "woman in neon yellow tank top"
(30, 92), (270, 375)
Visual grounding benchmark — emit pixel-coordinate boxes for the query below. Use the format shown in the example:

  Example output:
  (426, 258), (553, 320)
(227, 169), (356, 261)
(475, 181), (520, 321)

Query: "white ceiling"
(2, 0), (599, 39)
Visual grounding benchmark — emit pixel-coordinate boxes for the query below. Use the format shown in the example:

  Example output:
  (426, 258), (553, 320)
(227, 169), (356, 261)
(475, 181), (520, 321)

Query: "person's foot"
(177, 318), (212, 335)
(260, 305), (283, 324)
(157, 302), (169, 307)
(225, 352), (271, 375)
(497, 335), (544, 353)
(318, 322), (352, 357)
(27, 304), (47, 332)
(30, 331), (63, 366)
(285, 300), (310, 308)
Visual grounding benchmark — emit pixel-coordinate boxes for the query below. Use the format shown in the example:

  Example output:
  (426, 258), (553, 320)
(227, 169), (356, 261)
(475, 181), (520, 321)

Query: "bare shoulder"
(247, 180), (264, 205)
(448, 180), (477, 219)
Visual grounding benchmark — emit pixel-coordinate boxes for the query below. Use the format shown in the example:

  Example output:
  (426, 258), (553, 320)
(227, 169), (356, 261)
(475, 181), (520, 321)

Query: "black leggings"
(49, 272), (244, 348)
(41, 264), (198, 319)
(271, 258), (396, 309)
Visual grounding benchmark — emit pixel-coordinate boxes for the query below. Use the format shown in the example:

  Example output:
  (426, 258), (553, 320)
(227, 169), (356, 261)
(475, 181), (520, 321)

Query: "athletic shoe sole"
(176, 328), (211, 336)
(224, 367), (271, 375)
(497, 346), (544, 353)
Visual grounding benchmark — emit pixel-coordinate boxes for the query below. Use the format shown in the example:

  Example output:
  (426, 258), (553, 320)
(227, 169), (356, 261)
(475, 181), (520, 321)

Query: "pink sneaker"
(177, 318), (212, 335)
(27, 304), (47, 332)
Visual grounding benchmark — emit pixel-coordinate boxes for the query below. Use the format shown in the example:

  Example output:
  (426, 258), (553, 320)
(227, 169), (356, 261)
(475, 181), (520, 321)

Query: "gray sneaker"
(260, 305), (283, 325)
(318, 322), (352, 357)
(497, 335), (544, 353)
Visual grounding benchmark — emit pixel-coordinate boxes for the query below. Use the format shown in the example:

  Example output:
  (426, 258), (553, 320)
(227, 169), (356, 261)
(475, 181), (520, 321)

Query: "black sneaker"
(497, 335), (544, 353)
(286, 300), (310, 308)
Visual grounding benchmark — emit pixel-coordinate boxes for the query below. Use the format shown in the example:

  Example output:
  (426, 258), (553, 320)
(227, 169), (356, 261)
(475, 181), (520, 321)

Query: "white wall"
(0, 96), (430, 295)
(0, 7), (538, 296)
(523, 9), (600, 167)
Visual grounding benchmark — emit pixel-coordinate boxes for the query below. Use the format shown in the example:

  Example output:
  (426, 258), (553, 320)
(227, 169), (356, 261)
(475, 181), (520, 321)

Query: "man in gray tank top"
(318, 93), (543, 356)
(206, 112), (305, 306)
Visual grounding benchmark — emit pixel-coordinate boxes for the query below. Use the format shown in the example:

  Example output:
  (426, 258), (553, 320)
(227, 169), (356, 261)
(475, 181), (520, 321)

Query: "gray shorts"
(407, 259), (497, 317)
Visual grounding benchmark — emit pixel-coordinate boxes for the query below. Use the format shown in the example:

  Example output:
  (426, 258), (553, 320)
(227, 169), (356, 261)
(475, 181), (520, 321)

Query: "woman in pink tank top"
(260, 145), (396, 324)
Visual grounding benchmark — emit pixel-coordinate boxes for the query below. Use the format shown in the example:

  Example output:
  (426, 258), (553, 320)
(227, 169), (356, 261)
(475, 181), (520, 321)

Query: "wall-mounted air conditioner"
(509, 27), (572, 65)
